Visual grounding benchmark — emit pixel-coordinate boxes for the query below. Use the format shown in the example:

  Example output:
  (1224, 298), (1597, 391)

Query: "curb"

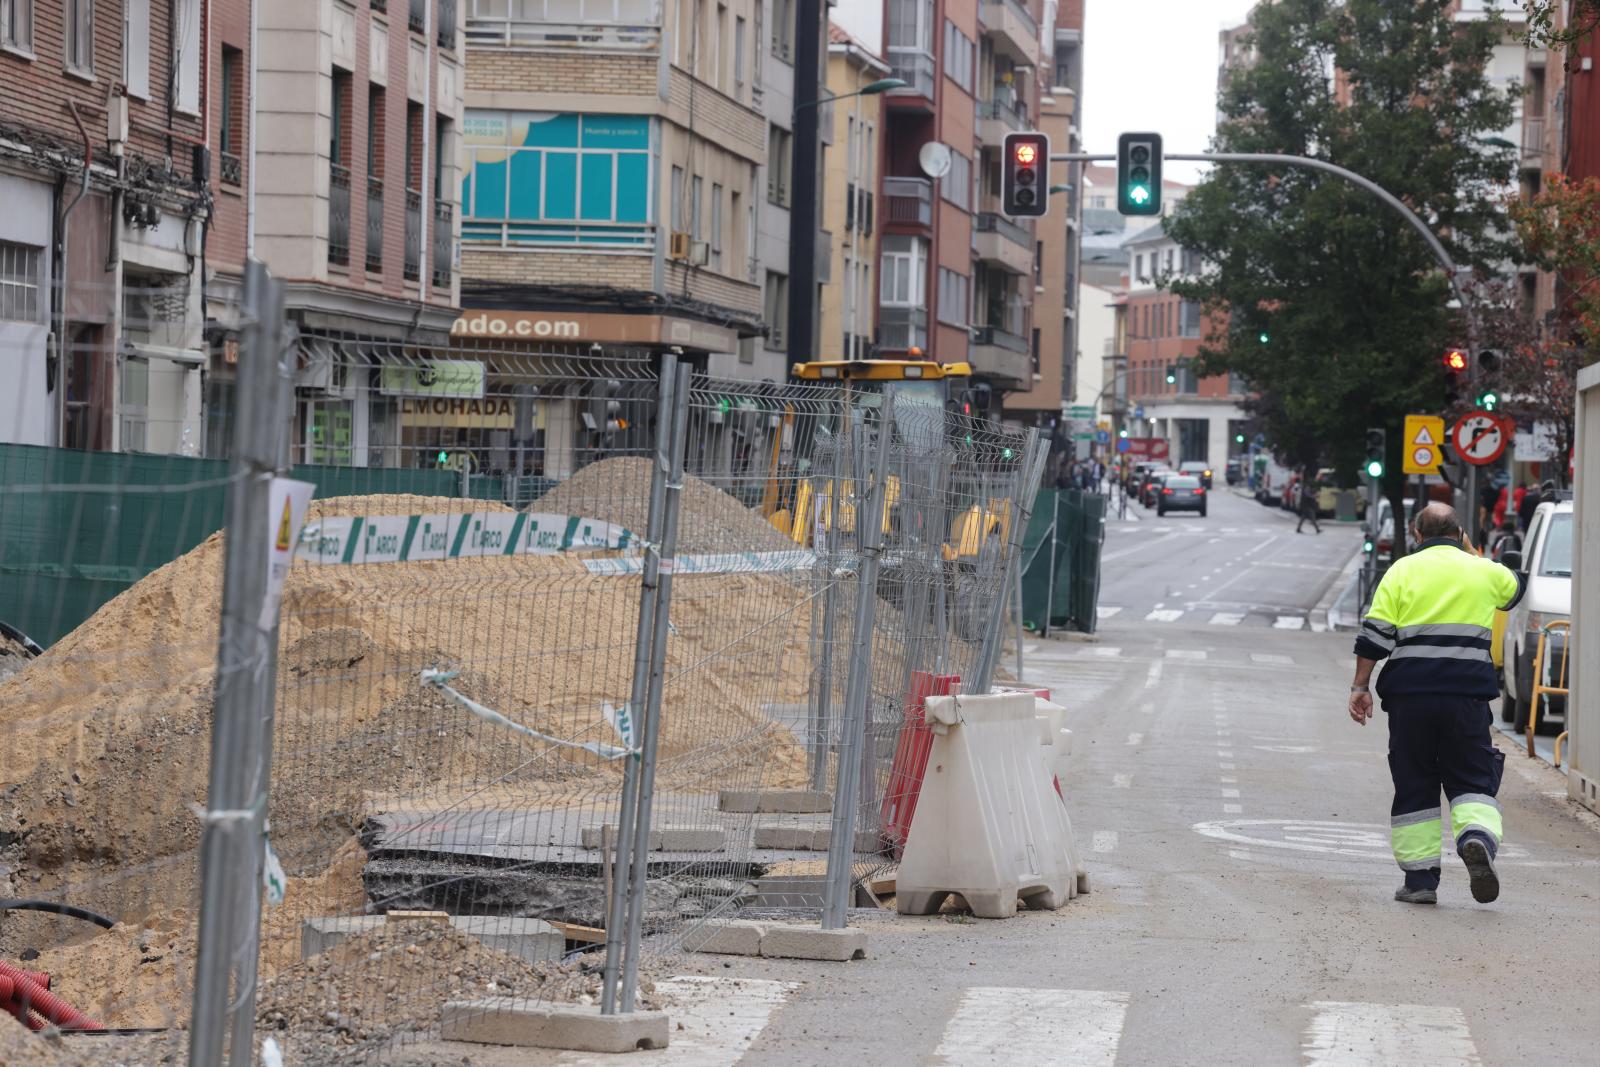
(1314, 545), (1367, 632)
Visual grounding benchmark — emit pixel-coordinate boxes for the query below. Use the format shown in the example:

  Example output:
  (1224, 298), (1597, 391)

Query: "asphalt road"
(398, 496), (1600, 1066)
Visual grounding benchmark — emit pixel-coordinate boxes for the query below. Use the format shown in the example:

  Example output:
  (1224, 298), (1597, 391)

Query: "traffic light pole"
(1051, 149), (1482, 536)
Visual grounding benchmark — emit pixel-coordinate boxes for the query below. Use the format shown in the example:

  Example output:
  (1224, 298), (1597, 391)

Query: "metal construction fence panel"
(1019, 489), (1107, 635)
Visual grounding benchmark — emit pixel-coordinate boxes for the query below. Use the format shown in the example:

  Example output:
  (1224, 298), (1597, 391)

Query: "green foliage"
(1507, 0), (1600, 53)
(1166, 0), (1518, 484)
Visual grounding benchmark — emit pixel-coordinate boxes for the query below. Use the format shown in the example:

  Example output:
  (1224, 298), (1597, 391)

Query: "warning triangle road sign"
(1412, 425), (1435, 445)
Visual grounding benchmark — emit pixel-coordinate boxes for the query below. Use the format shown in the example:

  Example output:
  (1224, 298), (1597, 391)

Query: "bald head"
(1412, 502), (1462, 542)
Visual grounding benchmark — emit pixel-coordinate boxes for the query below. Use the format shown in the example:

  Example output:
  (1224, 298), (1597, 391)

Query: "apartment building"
(0, 0), (211, 453)
(1121, 219), (1245, 469)
(1001, 0), (1080, 429)
(819, 22), (885, 360)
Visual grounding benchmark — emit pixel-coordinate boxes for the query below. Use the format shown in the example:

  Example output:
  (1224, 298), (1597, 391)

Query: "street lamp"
(794, 77), (907, 113)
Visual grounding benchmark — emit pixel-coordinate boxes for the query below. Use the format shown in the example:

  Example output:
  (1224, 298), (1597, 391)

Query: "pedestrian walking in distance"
(1348, 503), (1524, 906)
(1295, 473), (1321, 534)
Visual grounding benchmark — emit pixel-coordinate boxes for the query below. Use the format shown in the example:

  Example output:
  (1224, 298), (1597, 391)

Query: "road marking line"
(1303, 1001), (1481, 1067)
(1145, 608), (1185, 622)
(1144, 660), (1164, 688)
(1273, 615), (1307, 630)
(1127, 733), (1144, 746)
(1220, 776), (1237, 784)
(1208, 611), (1245, 625)
(1251, 653), (1295, 665)
(932, 988), (1129, 1067)
(1097, 605), (1124, 619)
(1166, 649), (1206, 660)
(1228, 848), (1254, 861)
(1217, 749), (1234, 759)
(1092, 831), (1119, 853)
(1222, 788), (1240, 798)
(1223, 803), (1243, 814)
(1092, 646), (1123, 657)
(1219, 762), (1236, 771)
(1113, 774), (1133, 788)
(560, 977), (795, 1067)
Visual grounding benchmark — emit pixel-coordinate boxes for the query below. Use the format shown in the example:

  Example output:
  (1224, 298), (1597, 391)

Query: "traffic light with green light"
(1165, 365), (1177, 385)
(1116, 132), (1162, 216)
(1475, 389), (1499, 411)
(1257, 331), (1270, 344)
(1364, 427), (1386, 480)
(1235, 433), (1246, 444)
(436, 450), (449, 467)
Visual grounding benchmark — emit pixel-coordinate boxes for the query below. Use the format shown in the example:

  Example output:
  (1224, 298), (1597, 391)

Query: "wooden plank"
(549, 920), (607, 943)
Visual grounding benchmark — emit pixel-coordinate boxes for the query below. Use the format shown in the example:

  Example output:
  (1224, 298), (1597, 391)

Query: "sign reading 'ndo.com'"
(297, 512), (634, 565)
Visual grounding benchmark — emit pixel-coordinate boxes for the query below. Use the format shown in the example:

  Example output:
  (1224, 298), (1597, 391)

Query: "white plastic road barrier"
(897, 692), (1085, 918)
(1035, 696), (1074, 790)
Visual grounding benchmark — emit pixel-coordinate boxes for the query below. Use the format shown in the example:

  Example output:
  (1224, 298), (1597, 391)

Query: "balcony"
(887, 48), (936, 102)
(438, 0), (457, 48)
(969, 325), (1031, 386)
(979, 0), (1039, 65)
(404, 188), (422, 281)
(883, 176), (932, 228)
(366, 176), (384, 273)
(878, 306), (928, 351)
(329, 165), (352, 268)
(409, 0), (425, 33)
(1521, 116), (1545, 170)
(973, 212), (1034, 274)
(977, 97), (1028, 145)
(220, 151), (242, 186)
(464, 0), (662, 51)
(433, 202), (454, 287)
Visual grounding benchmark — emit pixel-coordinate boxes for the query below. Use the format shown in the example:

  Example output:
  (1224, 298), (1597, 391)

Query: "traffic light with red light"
(1442, 348), (1468, 372)
(1442, 347), (1467, 405)
(1002, 131), (1050, 218)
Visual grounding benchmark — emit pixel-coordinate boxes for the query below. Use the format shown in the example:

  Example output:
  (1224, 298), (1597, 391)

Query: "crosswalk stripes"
(558, 977), (795, 1066)
(1144, 608), (1185, 622)
(1097, 605), (1124, 619)
(1273, 615), (1307, 630)
(930, 988), (1130, 1066)
(1302, 1001), (1481, 1066)
(1251, 652), (1295, 665)
(1208, 611), (1245, 625)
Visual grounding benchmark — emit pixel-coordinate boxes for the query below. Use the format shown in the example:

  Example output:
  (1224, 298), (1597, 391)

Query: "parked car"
(1373, 496), (1416, 562)
(1179, 460), (1214, 489)
(1140, 468), (1176, 508)
(1312, 467), (1366, 518)
(1499, 499), (1572, 732)
(1125, 461), (1156, 494)
(1157, 475), (1208, 517)
(1225, 457), (1244, 486)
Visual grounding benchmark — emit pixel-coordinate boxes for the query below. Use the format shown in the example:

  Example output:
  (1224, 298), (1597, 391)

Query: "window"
(943, 21), (973, 94)
(671, 165), (684, 231)
(1164, 247), (1174, 272)
(2, 0), (33, 52)
(220, 46), (243, 178)
(767, 124), (791, 206)
(1134, 253), (1144, 283)
(734, 15), (745, 92)
(64, 0), (91, 73)
(880, 235), (927, 306)
(713, 3), (725, 87)
(367, 86), (385, 178)
(771, 0), (792, 61)
(692, 0), (703, 76)
(124, 0), (149, 97)
(942, 150), (971, 211)
(888, 0), (932, 52)
(175, 0), (200, 112)
(0, 240), (42, 322)
(331, 69), (353, 168)
(765, 271), (788, 350)
(1179, 298), (1201, 338)
(691, 174), (703, 241)
(710, 181), (723, 270)
(936, 268), (968, 327)
(435, 116), (450, 200)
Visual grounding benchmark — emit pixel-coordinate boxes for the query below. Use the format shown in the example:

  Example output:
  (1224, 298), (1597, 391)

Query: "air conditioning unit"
(669, 231), (692, 260)
(689, 240), (711, 267)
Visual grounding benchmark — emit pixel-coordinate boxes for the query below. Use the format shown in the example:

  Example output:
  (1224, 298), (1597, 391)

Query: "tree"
(1504, 0), (1600, 54)
(1166, 0), (1518, 542)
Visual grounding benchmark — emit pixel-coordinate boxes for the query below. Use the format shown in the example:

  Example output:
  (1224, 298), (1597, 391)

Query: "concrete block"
(718, 789), (832, 814)
(580, 826), (662, 850)
(451, 916), (566, 964)
(656, 827), (725, 852)
(440, 998), (669, 1052)
(682, 919), (766, 956)
(753, 825), (814, 849)
(757, 924), (867, 962)
(387, 910), (451, 925)
(749, 876), (827, 908)
(805, 829), (880, 853)
(300, 916), (382, 959)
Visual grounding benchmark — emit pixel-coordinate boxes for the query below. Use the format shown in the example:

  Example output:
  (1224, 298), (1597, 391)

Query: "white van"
(1500, 499), (1573, 731)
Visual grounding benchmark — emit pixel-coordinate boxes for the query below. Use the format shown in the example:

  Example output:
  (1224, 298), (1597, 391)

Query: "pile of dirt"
(0, 1027), (182, 1067)
(254, 920), (668, 1057)
(535, 456), (795, 553)
(0, 487), (813, 991)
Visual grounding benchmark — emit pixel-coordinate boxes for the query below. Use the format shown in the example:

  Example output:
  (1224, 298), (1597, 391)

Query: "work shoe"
(1394, 885), (1437, 905)
(1460, 838), (1500, 904)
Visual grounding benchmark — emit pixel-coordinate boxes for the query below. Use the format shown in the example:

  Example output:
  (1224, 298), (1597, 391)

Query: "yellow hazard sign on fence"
(1403, 414), (1445, 476)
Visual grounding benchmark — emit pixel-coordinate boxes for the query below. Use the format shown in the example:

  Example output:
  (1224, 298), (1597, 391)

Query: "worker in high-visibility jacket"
(1348, 502), (1524, 906)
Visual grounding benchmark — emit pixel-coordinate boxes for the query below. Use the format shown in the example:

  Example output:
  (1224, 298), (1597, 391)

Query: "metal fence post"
(809, 437), (842, 792)
(189, 260), (290, 1067)
(620, 362), (693, 1010)
(1043, 494), (1058, 638)
(821, 398), (895, 930)
(600, 353), (679, 1015)
(972, 430), (1047, 694)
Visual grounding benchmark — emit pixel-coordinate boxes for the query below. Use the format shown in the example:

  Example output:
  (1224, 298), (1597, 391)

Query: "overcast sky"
(1082, 0), (1260, 184)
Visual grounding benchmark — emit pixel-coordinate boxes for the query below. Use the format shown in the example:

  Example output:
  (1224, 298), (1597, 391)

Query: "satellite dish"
(918, 142), (952, 180)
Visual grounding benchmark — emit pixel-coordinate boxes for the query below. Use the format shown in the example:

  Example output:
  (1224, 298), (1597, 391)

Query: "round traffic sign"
(1450, 414), (1510, 466)
(1411, 445), (1436, 469)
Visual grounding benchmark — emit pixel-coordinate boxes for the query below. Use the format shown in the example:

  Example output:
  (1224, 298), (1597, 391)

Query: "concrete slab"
(683, 919), (766, 956)
(757, 924), (868, 962)
(577, 826), (725, 851)
(749, 875), (828, 908)
(753, 826), (815, 850)
(439, 998), (670, 1052)
(301, 915), (564, 964)
(718, 789), (832, 814)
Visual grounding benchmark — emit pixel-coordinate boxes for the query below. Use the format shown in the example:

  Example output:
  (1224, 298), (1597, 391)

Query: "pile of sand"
(254, 920), (669, 1058)
(0, 478), (815, 1018)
